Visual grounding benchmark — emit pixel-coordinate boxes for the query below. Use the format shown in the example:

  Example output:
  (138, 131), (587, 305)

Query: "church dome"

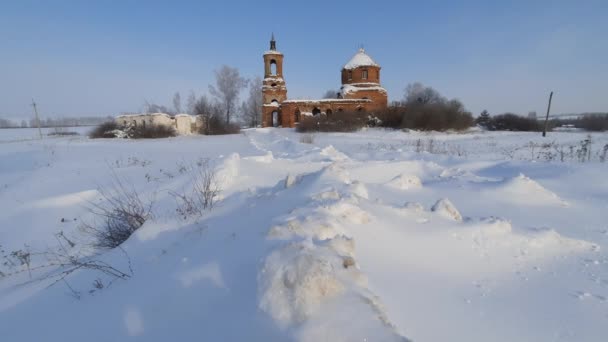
(343, 48), (379, 70)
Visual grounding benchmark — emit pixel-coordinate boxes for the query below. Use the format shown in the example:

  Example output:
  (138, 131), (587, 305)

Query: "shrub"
(373, 107), (404, 128)
(170, 160), (221, 219)
(131, 124), (176, 138)
(82, 174), (153, 249)
(487, 113), (540, 131)
(199, 115), (241, 135)
(399, 101), (474, 131)
(578, 114), (608, 132)
(296, 111), (369, 132)
(89, 121), (120, 138)
(48, 127), (79, 136)
(89, 121), (176, 139)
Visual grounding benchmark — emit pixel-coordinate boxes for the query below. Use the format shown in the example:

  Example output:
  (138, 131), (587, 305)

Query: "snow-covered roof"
(282, 98), (371, 104)
(264, 50), (283, 55)
(343, 48), (379, 70)
(117, 113), (173, 119)
(340, 84), (387, 95)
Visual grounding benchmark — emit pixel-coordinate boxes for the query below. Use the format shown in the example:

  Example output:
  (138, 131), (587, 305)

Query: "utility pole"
(542, 91), (553, 137)
(31, 99), (43, 139)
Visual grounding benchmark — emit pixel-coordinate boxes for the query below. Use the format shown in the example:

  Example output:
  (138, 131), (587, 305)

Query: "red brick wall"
(341, 66), (380, 85)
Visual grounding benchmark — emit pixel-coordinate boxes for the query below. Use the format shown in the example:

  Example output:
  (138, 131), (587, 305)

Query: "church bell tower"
(262, 34), (287, 127)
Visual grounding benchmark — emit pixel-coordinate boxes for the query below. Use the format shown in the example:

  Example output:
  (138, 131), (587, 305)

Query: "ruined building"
(262, 35), (388, 127)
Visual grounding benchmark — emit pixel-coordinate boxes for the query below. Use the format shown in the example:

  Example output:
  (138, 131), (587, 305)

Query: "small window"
(362, 70), (368, 80)
(271, 83), (277, 87)
(348, 70), (352, 81)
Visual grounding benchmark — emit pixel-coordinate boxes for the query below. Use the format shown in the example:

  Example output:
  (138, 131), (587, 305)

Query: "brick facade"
(262, 37), (387, 128)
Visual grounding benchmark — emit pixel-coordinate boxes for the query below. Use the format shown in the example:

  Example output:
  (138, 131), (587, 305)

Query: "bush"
(487, 113), (540, 131)
(82, 174), (153, 249)
(170, 160), (221, 219)
(48, 127), (79, 136)
(131, 124), (176, 138)
(89, 121), (120, 138)
(578, 114), (608, 132)
(89, 121), (176, 139)
(199, 115), (241, 135)
(399, 101), (474, 131)
(296, 111), (369, 132)
(373, 107), (404, 128)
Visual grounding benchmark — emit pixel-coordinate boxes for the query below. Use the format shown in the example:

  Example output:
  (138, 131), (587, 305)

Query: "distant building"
(262, 35), (388, 127)
(115, 113), (205, 135)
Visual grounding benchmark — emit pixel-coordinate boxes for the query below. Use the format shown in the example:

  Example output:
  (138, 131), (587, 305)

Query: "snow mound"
(431, 198), (463, 221)
(312, 188), (341, 202)
(215, 153), (240, 189)
(268, 219), (345, 241)
(386, 174), (422, 190)
(320, 145), (349, 162)
(403, 201), (425, 212)
(325, 163), (351, 184)
(476, 217), (513, 235)
(439, 167), (492, 182)
(495, 173), (568, 207)
(325, 201), (371, 224)
(258, 241), (346, 325)
(30, 189), (98, 208)
(284, 173), (300, 188)
(525, 227), (595, 250)
(244, 151), (274, 163)
(348, 181), (369, 199)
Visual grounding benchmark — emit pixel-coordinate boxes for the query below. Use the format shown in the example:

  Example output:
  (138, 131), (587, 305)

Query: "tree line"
(0, 116), (114, 129)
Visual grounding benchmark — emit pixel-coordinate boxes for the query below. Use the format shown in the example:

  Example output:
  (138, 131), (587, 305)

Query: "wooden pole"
(542, 91), (553, 137)
(31, 99), (43, 139)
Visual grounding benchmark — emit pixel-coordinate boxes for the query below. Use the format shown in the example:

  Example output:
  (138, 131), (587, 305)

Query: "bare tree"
(242, 76), (262, 127)
(209, 65), (247, 124)
(403, 82), (445, 105)
(143, 100), (173, 114)
(186, 91), (197, 115)
(322, 90), (338, 99)
(172, 92), (182, 114)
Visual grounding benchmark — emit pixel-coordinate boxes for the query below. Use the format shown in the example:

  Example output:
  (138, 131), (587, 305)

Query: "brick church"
(262, 35), (388, 128)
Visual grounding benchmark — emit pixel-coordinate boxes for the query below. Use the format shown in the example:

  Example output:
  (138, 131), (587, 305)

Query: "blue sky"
(1, 0), (606, 119)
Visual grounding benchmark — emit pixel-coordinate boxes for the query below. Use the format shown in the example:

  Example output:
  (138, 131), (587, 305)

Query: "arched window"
(132, 120), (137, 127)
(347, 70), (352, 81)
(312, 107), (321, 116)
(271, 83), (277, 87)
(270, 60), (277, 75)
(361, 69), (368, 80)
(142, 120), (146, 128)
(271, 99), (279, 106)
(326, 109), (332, 116)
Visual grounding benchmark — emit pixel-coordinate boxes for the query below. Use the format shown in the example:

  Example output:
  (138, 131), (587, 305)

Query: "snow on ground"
(0, 128), (607, 341)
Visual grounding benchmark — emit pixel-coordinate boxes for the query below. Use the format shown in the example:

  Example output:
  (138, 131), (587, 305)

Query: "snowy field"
(1, 128), (607, 341)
